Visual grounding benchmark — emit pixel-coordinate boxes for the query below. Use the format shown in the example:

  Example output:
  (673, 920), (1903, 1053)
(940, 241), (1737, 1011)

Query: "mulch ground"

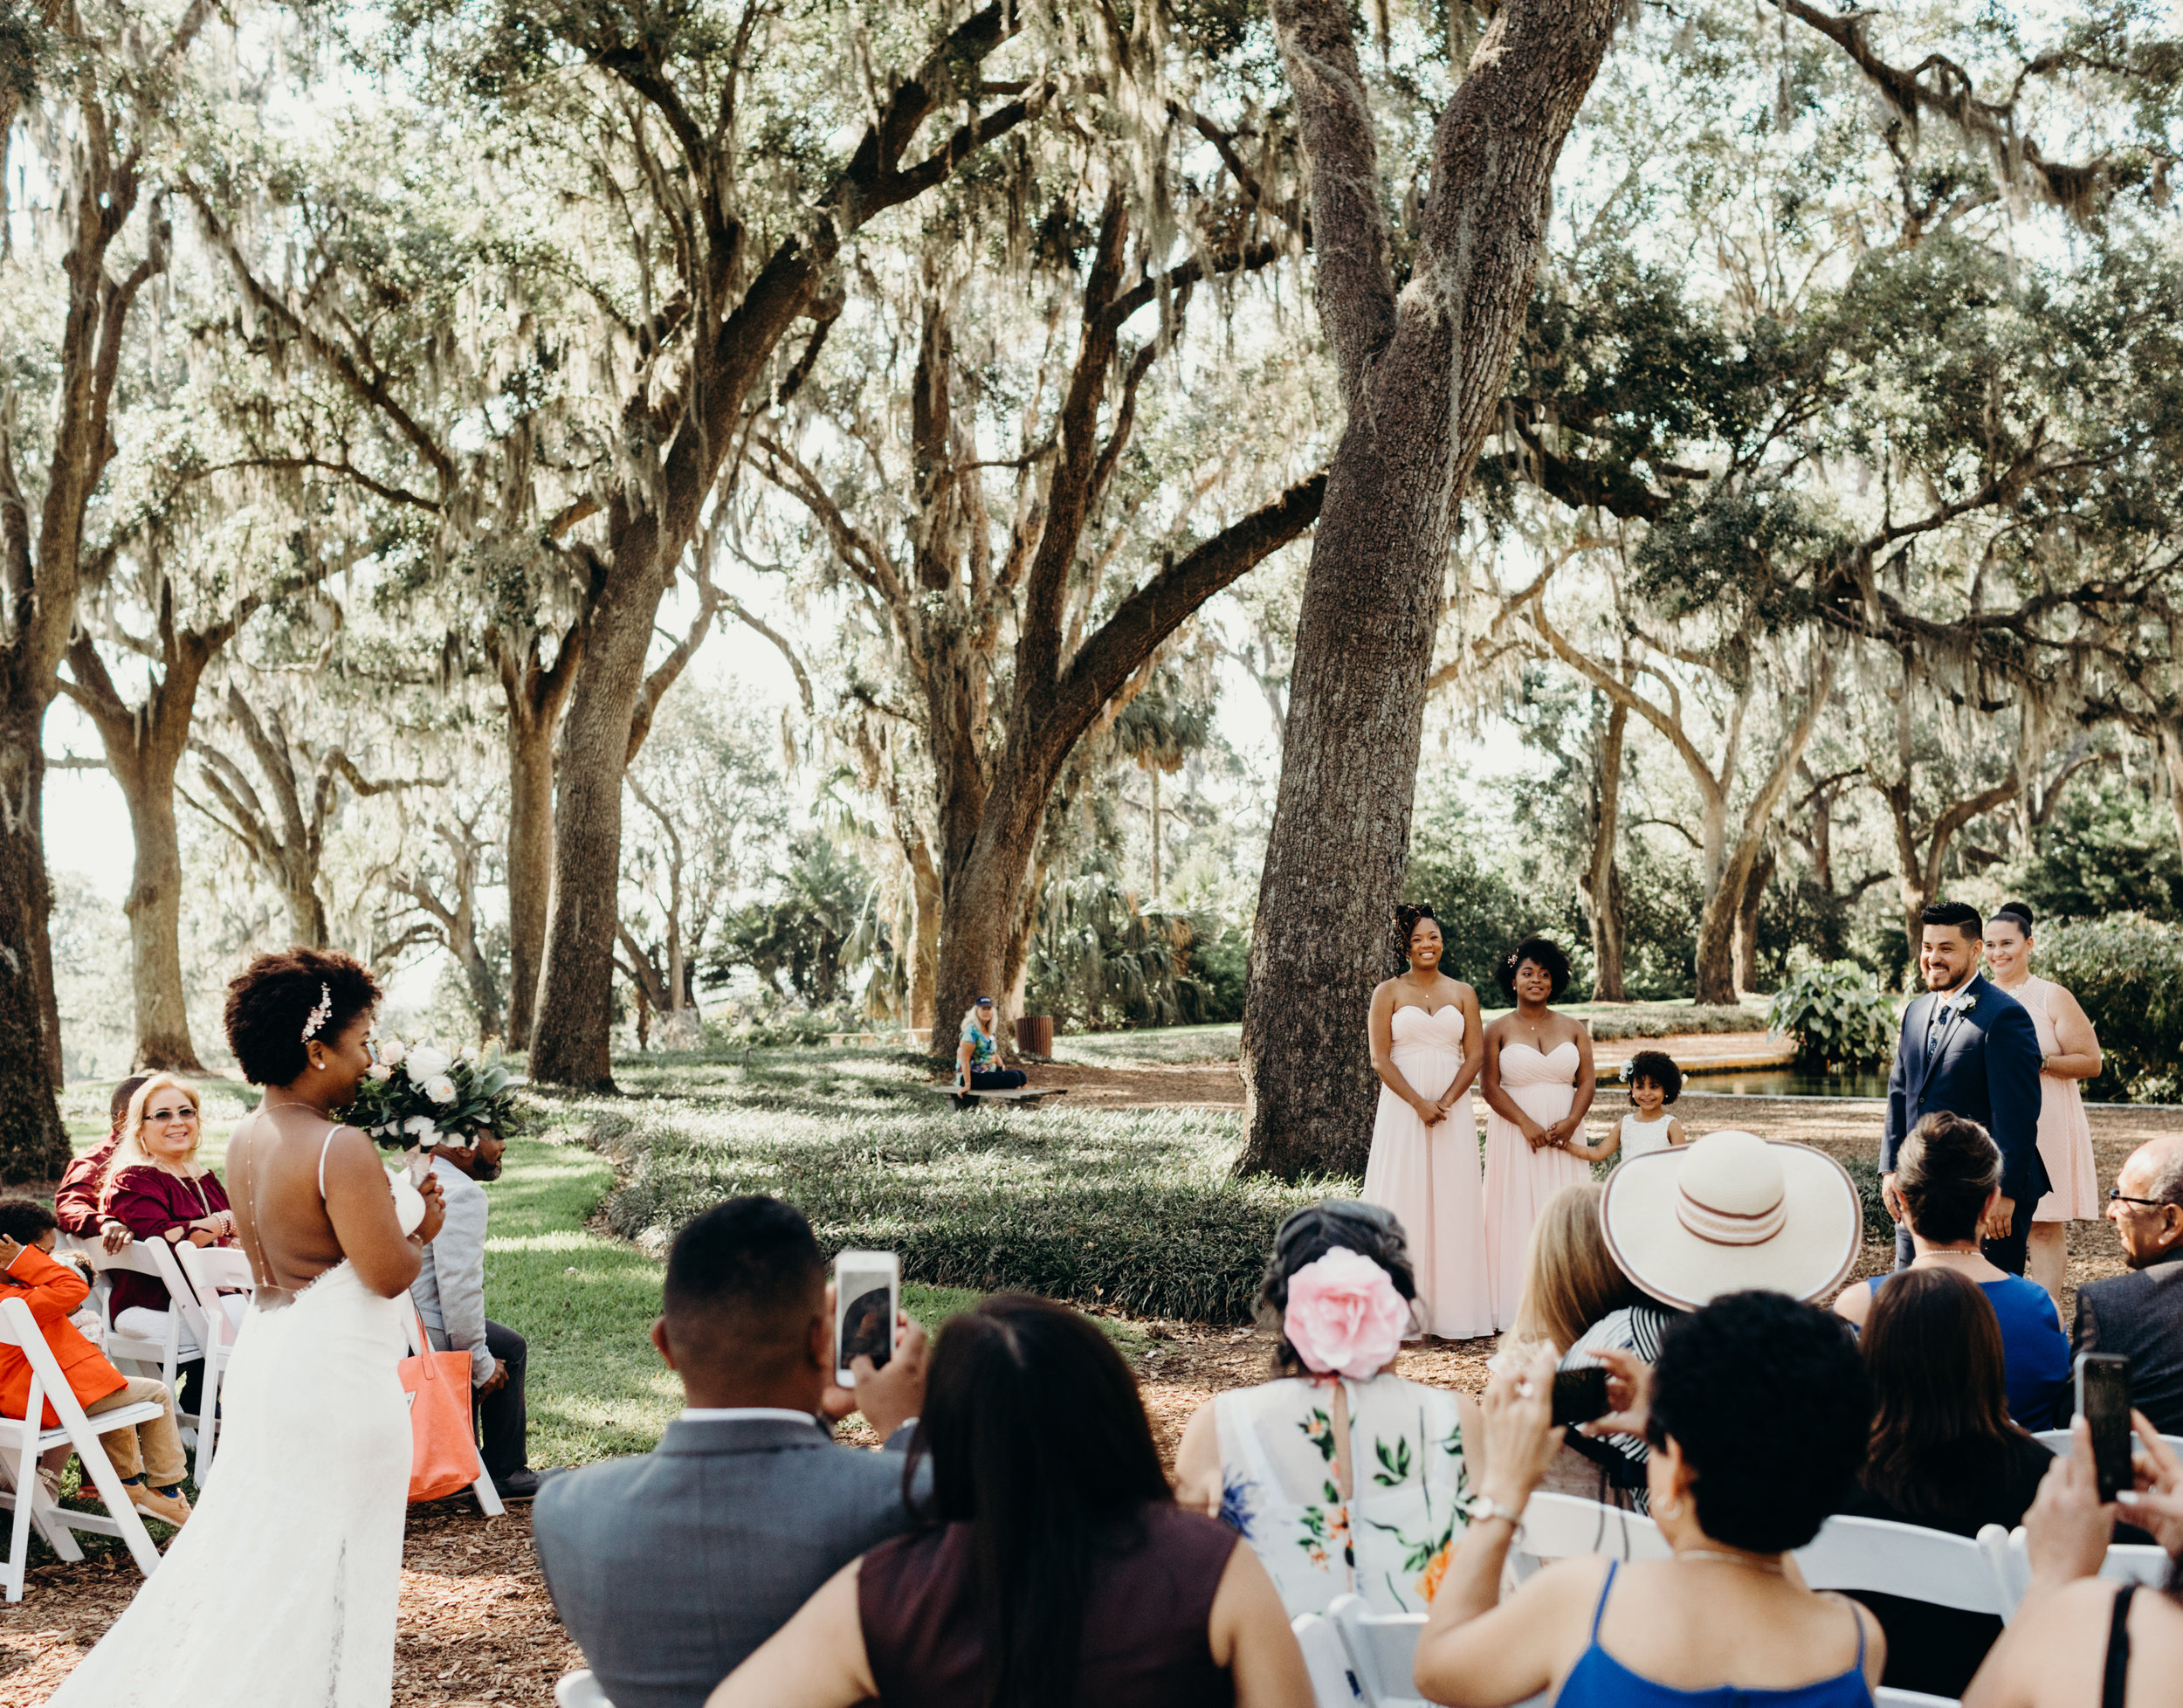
(9, 1056), (2171, 1704)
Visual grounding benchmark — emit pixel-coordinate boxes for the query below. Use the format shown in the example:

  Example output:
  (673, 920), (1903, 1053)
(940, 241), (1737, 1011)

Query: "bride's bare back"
(228, 1100), (437, 1305)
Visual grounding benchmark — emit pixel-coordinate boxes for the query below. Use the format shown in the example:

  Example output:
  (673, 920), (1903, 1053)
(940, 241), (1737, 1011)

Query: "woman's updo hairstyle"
(1258, 1200), (1420, 1375)
(224, 947), (381, 1087)
(1895, 1111), (2002, 1245)
(1645, 1290), (1871, 1553)
(1496, 934), (1571, 1001)
(1393, 902), (1439, 959)
(1992, 900), (2035, 937)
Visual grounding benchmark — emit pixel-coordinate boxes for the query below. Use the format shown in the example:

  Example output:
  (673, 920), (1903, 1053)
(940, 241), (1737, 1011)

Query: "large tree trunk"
(0, 704), (69, 1179)
(1734, 842), (1775, 997)
(906, 835), (940, 1030)
(1237, 0), (1622, 1181)
(1581, 698), (1629, 1002)
(503, 684), (560, 1051)
(527, 548), (670, 1090)
(2159, 721), (2183, 863)
(119, 761), (203, 1071)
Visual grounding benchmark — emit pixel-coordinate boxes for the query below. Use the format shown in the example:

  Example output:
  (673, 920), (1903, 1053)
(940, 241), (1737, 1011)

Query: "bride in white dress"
(1360, 906), (1494, 1340)
(48, 949), (444, 1708)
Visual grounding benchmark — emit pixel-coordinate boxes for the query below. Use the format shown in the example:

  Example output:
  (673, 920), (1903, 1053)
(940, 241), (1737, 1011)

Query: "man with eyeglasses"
(2072, 1134), (2183, 1435)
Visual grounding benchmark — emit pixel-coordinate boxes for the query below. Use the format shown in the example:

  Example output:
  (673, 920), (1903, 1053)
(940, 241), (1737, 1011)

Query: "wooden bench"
(823, 1031), (885, 1046)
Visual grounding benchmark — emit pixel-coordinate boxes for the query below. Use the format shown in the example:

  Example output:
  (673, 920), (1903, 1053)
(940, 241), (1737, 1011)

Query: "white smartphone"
(834, 1250), (900, 1387)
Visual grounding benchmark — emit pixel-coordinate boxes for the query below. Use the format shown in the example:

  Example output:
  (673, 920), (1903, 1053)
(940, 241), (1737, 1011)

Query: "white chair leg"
(472, 1470), (504, 1518)
(4, 1409), (39, 1601)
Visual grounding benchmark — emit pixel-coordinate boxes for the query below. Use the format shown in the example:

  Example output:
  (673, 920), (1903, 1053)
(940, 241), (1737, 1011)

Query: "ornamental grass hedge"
(558, 1049), (1346, 1324)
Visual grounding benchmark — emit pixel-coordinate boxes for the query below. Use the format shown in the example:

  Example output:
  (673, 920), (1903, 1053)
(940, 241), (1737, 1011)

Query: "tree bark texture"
(1581, 698), (1629, 1002)
(497, 625), (579, 1051)
(1237, 0), (1622, 1180)
(1734, 842), (1775, 996)
(0, 704), (68, 1178)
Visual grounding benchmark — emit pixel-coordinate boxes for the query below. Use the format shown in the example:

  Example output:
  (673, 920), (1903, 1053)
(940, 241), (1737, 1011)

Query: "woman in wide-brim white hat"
(1599, 1126), (1864, 1311)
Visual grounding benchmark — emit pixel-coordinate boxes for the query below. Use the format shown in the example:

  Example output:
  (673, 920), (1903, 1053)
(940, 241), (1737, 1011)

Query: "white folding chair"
(398, 1301), (504, 1519)
(1509, 1491), (1670, 1581)
(1294, 1610), (1364, 1706)
(1996, 1525), (2172, 1613)
(1328, 1593), (1428, 1708)
(75, 1239), (200, 1429)
(0, 1296), (165, 1601)
(1877, 1690), (1959, 1708)
(170, 1243), (255, 1483)
(2033, 1428), (2183, 1461)
(554, 1669), (616, 1708)
(1792, 1515), (2015, 1624)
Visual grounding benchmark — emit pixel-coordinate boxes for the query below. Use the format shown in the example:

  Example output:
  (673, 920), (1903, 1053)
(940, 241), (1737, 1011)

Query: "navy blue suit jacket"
(1883, 974), (2050, 1208)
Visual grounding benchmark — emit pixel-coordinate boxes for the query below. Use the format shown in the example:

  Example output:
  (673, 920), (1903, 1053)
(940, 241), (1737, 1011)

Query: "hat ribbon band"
(1676, 1189), (1787, 1247)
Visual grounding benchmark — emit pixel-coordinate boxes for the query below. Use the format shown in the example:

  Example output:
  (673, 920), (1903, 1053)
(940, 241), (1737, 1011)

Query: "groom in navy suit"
(1882, 899), (2049, 1275)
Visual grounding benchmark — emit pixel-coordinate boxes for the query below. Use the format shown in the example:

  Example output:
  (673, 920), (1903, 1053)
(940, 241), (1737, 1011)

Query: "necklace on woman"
(1674, 1548), (1787, 1575)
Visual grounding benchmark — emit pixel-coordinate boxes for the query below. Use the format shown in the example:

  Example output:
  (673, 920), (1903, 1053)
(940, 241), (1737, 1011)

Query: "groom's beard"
(1925, 967), (1973, 994)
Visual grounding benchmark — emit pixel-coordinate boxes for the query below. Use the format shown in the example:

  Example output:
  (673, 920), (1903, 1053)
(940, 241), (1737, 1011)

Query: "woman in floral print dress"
(1174, 1202), (1482, 1616)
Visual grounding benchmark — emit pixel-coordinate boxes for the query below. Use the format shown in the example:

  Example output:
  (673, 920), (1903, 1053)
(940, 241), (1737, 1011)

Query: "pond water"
(1683, 1068), (1891, 1099)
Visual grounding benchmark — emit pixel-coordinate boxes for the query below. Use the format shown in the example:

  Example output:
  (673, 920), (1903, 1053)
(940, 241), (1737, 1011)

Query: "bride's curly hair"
(224, 947), (381, 1087)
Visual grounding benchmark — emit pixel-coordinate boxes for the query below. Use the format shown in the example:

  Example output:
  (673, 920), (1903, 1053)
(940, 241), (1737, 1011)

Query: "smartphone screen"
(834, 1250), (899, 1387)
(1551, 1366), (1610, 1429)
(2077, 1353), (2133, 1503)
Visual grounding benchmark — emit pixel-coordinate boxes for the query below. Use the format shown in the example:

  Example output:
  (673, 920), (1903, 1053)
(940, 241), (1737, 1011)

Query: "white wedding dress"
(47, 1146), (424, 1707)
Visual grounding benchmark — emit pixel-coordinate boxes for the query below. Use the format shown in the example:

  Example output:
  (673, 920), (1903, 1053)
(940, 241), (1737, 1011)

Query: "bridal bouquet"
(340, 1039), (528, 1167)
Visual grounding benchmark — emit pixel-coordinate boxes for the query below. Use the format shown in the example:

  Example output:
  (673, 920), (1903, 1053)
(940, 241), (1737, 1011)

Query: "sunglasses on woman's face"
(147, 1104), (198, 1124)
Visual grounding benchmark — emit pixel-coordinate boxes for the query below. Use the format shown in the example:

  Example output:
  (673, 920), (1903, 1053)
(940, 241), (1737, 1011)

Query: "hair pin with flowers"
(1617, 1058), (1635, 1084)
(300, 982), (334, 1043)
(1284, 1247), (1408, 1381)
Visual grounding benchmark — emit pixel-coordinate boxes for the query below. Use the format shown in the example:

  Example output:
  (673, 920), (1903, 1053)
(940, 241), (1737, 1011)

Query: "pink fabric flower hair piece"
(1283, 1246), (1408, 1380)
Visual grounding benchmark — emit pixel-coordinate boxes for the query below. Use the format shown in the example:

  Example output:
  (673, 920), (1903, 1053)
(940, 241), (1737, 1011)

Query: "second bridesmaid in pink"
(1479, 937), (1596, 1331)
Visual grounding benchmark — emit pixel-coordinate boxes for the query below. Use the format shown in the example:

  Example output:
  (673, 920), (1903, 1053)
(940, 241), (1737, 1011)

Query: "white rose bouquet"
(339, 1037), (528, 1176)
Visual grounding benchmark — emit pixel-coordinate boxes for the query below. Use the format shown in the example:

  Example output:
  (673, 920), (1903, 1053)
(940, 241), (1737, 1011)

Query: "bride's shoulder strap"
(317, 1123), (344, 1201)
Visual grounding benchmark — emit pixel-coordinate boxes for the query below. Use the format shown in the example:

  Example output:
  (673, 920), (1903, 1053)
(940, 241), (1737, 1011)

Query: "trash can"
(1016, 1014), (1054, 1057)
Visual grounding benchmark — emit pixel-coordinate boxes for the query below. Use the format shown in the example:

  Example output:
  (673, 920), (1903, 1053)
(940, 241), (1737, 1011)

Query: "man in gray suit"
(2074, 1135), (2183, 1436)
(534, 1195), (927, 1708)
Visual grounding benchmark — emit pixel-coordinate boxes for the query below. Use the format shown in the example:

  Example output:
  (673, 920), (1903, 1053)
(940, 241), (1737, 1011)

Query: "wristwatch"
(1462, 1492), (1525, 1528)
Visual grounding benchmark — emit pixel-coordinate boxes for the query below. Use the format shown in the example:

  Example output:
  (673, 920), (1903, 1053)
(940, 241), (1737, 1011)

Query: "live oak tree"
(1238, 0), (1628, 1179)
(0, 0), (211, 1177)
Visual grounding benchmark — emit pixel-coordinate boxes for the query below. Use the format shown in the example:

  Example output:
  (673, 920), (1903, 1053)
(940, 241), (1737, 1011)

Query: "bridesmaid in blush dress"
(1361, 905), (1493, 1340)
(1480, 936), (1596, 1331)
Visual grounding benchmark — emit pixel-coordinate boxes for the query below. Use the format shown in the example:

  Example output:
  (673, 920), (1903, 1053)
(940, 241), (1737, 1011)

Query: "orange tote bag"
(400, 1303), (484, 1502)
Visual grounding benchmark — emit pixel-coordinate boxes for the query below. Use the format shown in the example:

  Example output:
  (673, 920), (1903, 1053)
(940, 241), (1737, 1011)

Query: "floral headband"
(300, 983), (334, 1044)
(1283, 1247), (1408, 1381)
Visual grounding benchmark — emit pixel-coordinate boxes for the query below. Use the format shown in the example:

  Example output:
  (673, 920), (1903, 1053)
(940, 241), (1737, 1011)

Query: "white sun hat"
(1598, 1128), (1864, 1310)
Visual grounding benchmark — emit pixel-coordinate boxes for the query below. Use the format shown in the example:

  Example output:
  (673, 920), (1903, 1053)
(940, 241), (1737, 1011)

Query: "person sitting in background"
(52, 1075), (146, 1252)
(1965, 1415), (2183, 1708)
(1412, 1291), (1883, 1708)
(1567, 1050), (1686, 1167)
(410, 1128), (549, 1501)
(534, 1196), (929, 1708)
(1835, 1112), (2070, 1429)
(1560, 1127), (1866, 1500)
(2073, 1134), (2183, 1436)
(954, 996), (1026, 1092)
(99, 1073), (250, 1415)
(1174, 1201), (1482, 1615)
(0, 1198), (191, 1526)
(713, 1293), (1314, 1708)
(1843, 1266), (2056, 1697)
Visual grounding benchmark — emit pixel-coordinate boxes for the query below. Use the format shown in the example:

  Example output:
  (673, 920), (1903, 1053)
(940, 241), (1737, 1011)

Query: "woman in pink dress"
(1981, 900), (2103, 1308)
(1479, 937), (1596, 1331)
(1361, 905), (1492, 1340)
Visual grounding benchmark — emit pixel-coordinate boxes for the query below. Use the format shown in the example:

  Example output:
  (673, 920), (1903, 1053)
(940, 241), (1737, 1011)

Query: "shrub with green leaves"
(560, 1050), (1346, 1323)
(1766, 961), (1898, 1071)
(2029, 913), (2183, 1103)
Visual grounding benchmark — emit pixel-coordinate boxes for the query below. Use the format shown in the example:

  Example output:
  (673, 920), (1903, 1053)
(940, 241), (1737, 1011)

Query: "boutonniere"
(1946, 989), (1977, 1016)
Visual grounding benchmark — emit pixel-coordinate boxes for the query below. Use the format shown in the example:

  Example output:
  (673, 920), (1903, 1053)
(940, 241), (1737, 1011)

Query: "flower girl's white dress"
(47, 1140), (425, 1707)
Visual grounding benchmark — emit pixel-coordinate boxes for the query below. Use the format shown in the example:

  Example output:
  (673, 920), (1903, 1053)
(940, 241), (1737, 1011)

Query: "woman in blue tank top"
(1835, 1112), (2071, 1429)
(1414, 1291), (1883, 1708)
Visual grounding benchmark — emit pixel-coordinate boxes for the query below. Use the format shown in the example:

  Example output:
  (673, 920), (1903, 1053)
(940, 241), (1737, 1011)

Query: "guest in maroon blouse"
(53, 1076), (148, 1250)
(709, 1294), (1313, 1708)
(99, 1074), (242, 1350)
